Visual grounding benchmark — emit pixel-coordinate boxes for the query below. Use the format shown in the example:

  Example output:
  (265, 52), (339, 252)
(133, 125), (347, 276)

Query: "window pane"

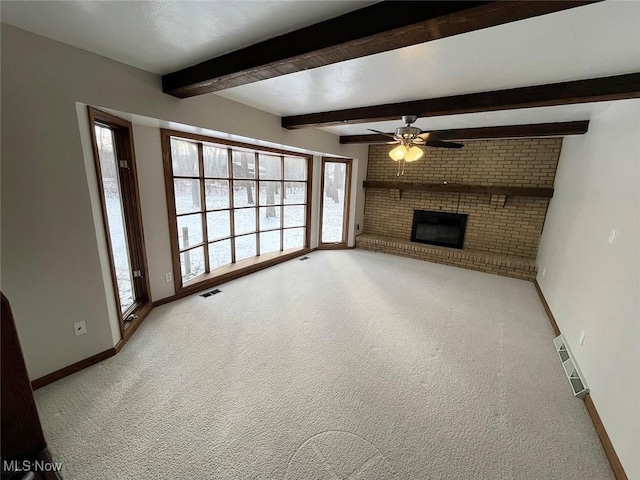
(177, 214), (203, 250)
(259, 206), (280, 231)
(259, 154), (281, 180)
(233, 181), (256, 207)
(235, 234), (257, 261)
(174, 179), (201, 214)
(203, 145), (228, 177)
(284, 228), (305, 250)
(260, 230), (280, 255)
(284, 182), (306, 205)
(205, 180), (230, 210)
(209, 239), (231, 269)
(171, 139), (199, 177)
(206, 211), (230, 241)
(284, 205), (305, 228)
(96, 125), (135, 313)
(232, 151), (256, 179)
(322, 161), (348, 243)
(168, 134), (311, 288)
(234, 208), (256, 235)
(259, 181), (281, 205)
(181, 246), (205, 282)
(284, 156), (307, 180)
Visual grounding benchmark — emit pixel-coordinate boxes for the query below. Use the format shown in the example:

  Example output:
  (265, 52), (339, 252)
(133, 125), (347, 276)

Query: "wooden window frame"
(161, 129), (312, 296)
(319, 157), (352, 249)
(87, 107), (152, 342)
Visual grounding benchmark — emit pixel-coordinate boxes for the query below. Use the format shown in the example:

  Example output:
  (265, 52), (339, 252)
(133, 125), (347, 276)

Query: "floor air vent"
(553, 335), (589, 399)
(200, 289), (221, 298)
(299, 256), (310, 261)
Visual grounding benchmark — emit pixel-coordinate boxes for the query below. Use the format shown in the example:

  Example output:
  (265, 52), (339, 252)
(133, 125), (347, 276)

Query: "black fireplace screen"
(411, 210), (467, 249)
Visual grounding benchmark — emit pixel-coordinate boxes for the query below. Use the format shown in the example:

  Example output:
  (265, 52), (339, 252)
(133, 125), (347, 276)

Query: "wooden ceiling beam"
(162, 1), (597, 98)
(339, 121), (590, 144)
(283, 73), (640, 129)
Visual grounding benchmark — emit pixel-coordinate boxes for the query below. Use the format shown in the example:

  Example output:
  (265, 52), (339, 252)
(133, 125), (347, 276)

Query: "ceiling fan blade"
(425, 140), (464, 149)
(386, 140), (400, 145)
(368, 129), (396, 139)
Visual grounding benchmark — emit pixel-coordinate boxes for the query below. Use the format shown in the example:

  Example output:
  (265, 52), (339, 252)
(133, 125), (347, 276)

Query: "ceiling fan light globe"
(389, 145), (407, 161)
(405, 146), (424, 162)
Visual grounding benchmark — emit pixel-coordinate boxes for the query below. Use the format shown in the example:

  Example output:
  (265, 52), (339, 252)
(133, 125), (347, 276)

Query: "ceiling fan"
(368, 115), (463, 175)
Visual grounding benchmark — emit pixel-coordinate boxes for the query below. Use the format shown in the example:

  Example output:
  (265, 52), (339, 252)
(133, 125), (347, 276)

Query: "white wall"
(1, 24), (367, 380)
(536, 99), (640, 479)
(130, 124), (175, 301)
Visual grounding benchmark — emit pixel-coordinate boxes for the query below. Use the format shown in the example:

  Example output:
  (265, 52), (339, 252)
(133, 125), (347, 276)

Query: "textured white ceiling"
(220, 1), (640, 117)
(216, 0), (640, 136)
(0, 0), (377, 75)
(2, 0), (639, 137)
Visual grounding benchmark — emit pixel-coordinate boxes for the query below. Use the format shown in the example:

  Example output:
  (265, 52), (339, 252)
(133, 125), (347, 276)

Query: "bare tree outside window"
(320, 159), (351, 246)
(164, 132), (311, 289)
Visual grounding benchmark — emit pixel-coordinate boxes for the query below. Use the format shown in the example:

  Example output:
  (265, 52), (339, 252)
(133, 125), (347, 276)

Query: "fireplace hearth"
(411, 210), (467, 249)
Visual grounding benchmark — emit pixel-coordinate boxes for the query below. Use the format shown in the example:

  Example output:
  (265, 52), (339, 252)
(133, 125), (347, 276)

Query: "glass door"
(319, 158), (352, 248)
(88, 108), (150, 337)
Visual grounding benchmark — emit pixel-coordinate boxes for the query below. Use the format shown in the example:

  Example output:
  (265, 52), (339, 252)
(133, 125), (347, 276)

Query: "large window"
(319, 158), (352, 248)
(88, 108), (151, 338)
(162, 130), (311, 291)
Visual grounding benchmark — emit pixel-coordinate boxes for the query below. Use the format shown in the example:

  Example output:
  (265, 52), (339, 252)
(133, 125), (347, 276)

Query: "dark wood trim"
(88, 107), (126, 337)
(153, 246), (318, 307)
(304, 156), (313, 250)
(161, 131), (184, 294)
(533, 279), (561, 336)
(283, 73), (640, 129)
(533, 281), (627, 479)
(343, 161), (352, 247)
(584, 394), (629, 480)
(152, 247), (311, 306)
(152, 295), (181, 308)
(340, 121), (590, 144)
(88, 107), (132, 129)
(363, 181), (554, 198)
(88, 107), (152, 338)
(31, 347), (117, 390)
(318, 160), (328, 246)
(26, 298), (150, 394)
(318, 158), (352, 248)
(160, 128), (314, 159)
(154, 246), (321, 307)
(114, 339), (126, 353)
(162, 1), (596, 97)
(318, 243), (353, 251)
(255, 153), (262, 256)
(121, 302), (153, 345)
(161, 129), (312, 295)
(29, 302), (152, 389)
(198, 143), (211, 273)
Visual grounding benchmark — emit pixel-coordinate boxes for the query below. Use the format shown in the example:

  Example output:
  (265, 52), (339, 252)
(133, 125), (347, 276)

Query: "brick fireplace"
(356, 139), (562, 279)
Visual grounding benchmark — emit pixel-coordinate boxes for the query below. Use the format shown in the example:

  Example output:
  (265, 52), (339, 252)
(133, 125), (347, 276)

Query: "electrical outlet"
(542, 268), (546, 277)
(165, 272), (172, 282)
(608, 229), (616, 245)
(74, 321), (87, 336)
(579, 331), (586, 345)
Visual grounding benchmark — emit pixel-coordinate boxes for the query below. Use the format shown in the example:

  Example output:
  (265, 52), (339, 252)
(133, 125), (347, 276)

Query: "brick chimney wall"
(363, 139), (562, 259)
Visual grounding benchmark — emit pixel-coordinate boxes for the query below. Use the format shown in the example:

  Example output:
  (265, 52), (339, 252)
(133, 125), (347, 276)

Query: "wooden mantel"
(363, 181), (554, 198)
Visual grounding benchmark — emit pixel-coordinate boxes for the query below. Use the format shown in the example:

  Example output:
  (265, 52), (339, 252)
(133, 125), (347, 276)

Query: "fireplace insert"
(411, 210), (467, 249)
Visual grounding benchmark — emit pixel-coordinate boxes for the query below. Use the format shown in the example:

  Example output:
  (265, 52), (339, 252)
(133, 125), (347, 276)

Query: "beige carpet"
(34, 250), (614, 479)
